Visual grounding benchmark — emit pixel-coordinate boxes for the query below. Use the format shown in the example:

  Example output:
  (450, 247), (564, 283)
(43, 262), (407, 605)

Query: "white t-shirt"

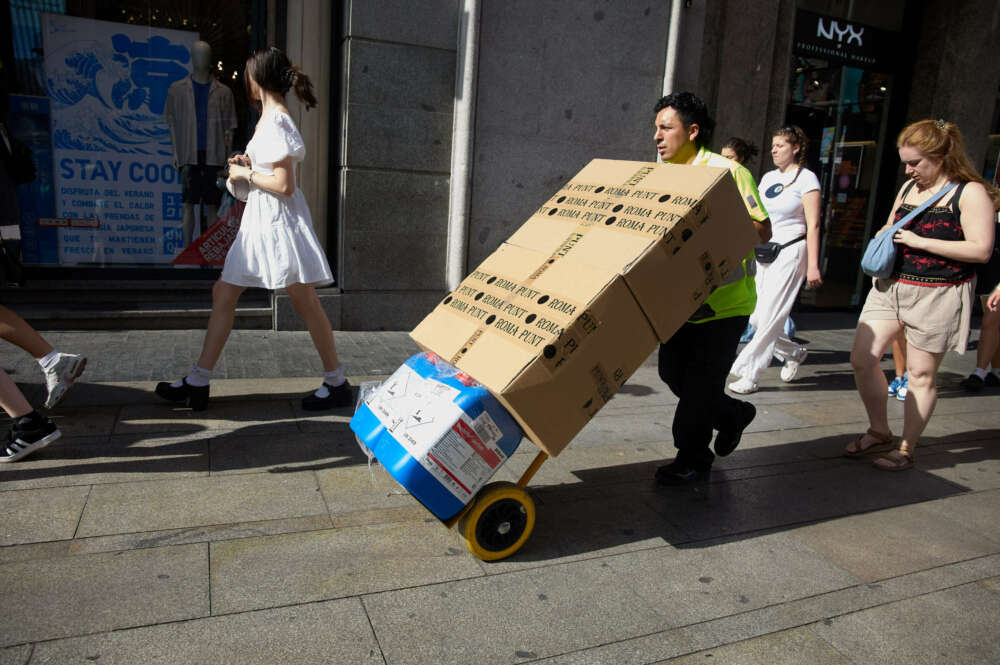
(758, 167), (821, 243)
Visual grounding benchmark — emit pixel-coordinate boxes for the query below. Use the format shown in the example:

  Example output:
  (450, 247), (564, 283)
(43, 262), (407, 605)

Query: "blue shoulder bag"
(860, 182), (957, 279)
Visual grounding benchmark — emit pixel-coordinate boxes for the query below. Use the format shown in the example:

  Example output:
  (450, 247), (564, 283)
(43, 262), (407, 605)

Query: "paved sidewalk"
(1, 313), (999, 664)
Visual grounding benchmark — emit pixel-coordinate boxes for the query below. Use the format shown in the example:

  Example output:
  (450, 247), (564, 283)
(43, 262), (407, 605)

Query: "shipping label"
(367, 365), (509, 503)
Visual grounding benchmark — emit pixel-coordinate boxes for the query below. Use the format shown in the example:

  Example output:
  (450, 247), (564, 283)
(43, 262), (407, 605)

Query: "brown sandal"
(843, 428), (894, 458)
(873, 443), (914, 471)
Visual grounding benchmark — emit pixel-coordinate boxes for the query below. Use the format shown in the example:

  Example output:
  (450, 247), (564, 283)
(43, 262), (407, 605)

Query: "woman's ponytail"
(288, 66), (317, 111)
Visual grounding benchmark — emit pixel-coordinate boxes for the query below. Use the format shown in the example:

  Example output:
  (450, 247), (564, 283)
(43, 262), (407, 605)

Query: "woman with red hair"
(845, 119), (999, 470)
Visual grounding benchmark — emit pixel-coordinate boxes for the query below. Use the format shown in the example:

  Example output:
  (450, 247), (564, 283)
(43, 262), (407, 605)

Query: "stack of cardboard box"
(412, 159), (758, 456)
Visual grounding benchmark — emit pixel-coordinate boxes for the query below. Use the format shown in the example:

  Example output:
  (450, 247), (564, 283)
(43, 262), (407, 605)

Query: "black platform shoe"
(155, 378), (210, 411)
(301, 380), (353, 411)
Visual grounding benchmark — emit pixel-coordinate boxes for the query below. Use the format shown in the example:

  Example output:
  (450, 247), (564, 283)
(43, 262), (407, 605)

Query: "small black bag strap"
(901, 179), (917, 201)
(779, 235), (807, 249)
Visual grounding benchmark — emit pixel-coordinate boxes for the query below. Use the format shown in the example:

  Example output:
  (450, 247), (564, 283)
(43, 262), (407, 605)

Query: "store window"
(786, 5), (904, 307)
(4, 0), (268, 270)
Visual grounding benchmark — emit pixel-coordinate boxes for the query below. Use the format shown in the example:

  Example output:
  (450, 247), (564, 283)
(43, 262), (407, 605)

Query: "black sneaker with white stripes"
(0, 412), (62, 463)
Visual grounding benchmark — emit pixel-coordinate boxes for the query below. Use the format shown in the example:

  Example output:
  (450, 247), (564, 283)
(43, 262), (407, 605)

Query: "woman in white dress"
(156, 47), (349, 411)
(729, 125), (822, 394)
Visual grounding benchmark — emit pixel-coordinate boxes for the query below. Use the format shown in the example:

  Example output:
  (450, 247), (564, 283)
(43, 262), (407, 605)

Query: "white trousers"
(731, 241), (807, 383)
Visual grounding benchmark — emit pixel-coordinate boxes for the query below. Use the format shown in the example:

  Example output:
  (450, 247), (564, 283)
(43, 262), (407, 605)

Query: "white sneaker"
(780, 349), (808, 383)
(43, 353), (87, 409)
(728, 377), (758, 394)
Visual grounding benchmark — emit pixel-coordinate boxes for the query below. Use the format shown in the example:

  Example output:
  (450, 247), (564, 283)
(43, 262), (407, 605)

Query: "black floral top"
(892, 182), (972, 286)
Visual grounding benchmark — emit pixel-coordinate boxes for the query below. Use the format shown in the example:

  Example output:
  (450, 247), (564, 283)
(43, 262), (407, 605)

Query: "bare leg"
(196, 280), (246, 370)
(891, 336), (907, 378)
(0, 305), (54, 360)
(850, 319), (904, 447)
(898, 345), (944, 451)
(977, 296), (1000, 370)
(285, 283), (340, 372)
(0, 369), (33, 418)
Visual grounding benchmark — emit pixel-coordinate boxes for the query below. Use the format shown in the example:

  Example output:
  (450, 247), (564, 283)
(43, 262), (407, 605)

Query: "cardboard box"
(507, 159), (758, 341)
(411, 243), (658, 456)
(411, 159), (759, 456)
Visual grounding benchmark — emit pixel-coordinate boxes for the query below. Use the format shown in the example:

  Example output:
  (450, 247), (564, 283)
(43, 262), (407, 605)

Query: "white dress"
(220, 109), (333, 290)
(730, 167), (820, 384)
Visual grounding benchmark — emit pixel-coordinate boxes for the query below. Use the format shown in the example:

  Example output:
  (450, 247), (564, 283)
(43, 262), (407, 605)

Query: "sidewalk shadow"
(0, 381), (368, 483)
(503, 430), (998, 563)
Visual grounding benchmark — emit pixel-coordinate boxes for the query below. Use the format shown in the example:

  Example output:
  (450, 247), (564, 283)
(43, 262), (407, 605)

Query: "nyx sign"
(793, 9), (896, 70)
(816, 17), (864, 46)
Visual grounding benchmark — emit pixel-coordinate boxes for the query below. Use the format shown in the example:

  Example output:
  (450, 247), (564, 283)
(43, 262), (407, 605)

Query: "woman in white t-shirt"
(729, 126), (822, 394)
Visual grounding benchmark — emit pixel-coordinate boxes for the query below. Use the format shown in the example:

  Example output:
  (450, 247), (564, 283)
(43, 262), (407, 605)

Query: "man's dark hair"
(654, 92), (715, 148)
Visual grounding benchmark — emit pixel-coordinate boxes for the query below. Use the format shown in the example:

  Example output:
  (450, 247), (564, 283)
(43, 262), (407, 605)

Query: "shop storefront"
(4, 0), (270, 278)
(785, 7), (904, 307)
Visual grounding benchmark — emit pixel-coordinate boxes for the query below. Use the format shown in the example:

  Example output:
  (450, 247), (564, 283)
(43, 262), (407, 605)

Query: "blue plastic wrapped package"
(350, 352), (523, 520)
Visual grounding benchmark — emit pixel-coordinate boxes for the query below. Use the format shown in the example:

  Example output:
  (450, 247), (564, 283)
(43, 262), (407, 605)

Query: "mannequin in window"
(164, 41), (237, 247)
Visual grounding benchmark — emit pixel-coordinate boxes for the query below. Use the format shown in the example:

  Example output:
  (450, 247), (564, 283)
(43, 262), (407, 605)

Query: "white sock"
(314, 366), (346, 398)
(973, 367), (988, 380)
(172, 364), (212, 388)
(38, 350), (60, 371)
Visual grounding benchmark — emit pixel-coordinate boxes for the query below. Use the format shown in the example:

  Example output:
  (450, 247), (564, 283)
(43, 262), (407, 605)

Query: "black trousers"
(658, 315), (750, 470)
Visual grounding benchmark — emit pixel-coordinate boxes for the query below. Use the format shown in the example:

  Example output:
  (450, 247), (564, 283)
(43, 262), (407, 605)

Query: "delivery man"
(652, 92), (771, 485)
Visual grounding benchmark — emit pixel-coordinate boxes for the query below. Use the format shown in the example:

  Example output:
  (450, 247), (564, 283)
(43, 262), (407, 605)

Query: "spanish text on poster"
(42, 14), (197, 265)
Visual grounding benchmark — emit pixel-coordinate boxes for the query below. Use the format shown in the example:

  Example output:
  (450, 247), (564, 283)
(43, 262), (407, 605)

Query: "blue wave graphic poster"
(42, 13), (197, 265)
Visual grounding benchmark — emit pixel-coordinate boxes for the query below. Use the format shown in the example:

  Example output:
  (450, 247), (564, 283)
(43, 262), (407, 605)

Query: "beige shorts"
(859, 278), (974, 354)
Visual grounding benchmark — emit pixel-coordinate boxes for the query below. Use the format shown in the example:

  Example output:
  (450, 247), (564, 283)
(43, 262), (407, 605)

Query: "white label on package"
(367, 364), (509, 503)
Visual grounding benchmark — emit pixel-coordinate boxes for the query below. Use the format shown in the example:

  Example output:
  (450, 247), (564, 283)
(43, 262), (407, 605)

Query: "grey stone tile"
(209, 521), (482, 614)
(0, 485), (90, 546)
(340, 169), (449, 291)
(315, 464), (421, 515)
(67, 515), (334, 556)
(982, 576), (1000, 594)
(29, 597), (382, 665)
(644, 462), (965, 542)
(814, 583), (1000, 665)
(791, 502), (1000, 582)
(346, 40), (455, 112)
(604, 533), (859, 629)
(76, 472), (327, 537)
(918, 443), (1000, 491)
(652, 626), (850, 665)
(912, 490), (1000, 547)
(364, 558), (668, 665)
(45, 406), (119, 438)
(114, 399), (298, 435)
(528, 556), (1000, 665)
(344, 0), (457, 49)
(0, 543), (208, 647)
(0, 646), (29, 665)
(0, 432), (209, 491)
(346, 104), (454, 172)
(209, 430), (363, 475)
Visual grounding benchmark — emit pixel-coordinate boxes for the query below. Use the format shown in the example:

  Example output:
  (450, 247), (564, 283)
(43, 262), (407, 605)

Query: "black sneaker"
(155, 378), (210, 411)
(986, 373), (1000, 388)
(0, 414), (62, 463)
(959, 373), (985, 393)
(714, 401), (757, 457)
(655, 459), (709, 486)
(301, 380), (353, 411)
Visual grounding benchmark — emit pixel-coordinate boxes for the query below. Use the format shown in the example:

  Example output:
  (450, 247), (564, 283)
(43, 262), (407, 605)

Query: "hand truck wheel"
(457, 481), (535, 561)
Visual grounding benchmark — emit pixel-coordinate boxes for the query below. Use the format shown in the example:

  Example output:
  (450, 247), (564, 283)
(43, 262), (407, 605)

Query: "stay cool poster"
(42, 14), (197, 265)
